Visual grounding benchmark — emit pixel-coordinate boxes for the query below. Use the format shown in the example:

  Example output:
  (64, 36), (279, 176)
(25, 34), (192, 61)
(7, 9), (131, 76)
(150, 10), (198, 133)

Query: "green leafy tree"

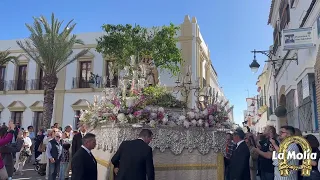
(17, 13), (89, 128)
(96, 23), (183, 75)
(0, 50), (17, 66)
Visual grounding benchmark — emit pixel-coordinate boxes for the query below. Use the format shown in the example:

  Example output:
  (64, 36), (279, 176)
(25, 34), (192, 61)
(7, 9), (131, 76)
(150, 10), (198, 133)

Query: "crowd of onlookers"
(224, 125), (320, 180)
(0, 121), (87, 180)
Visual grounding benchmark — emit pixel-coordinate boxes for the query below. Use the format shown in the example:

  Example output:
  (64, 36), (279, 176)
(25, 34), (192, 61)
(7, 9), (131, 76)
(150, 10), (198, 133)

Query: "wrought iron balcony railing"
(30, 79), (44, 90)
(0, 80), (6, 91)
(72, 77), (91, 89)
(7, 80), (28, 91)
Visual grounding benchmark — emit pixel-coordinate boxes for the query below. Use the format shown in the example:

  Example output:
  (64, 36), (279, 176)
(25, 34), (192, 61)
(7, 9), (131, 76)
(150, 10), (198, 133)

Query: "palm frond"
(0, 50), (18, 66)
(16, 13), (89, 74)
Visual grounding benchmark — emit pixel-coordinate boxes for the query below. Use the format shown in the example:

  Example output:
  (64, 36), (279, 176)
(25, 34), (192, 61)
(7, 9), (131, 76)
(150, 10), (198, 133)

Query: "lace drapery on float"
(93, 126), (227, 155)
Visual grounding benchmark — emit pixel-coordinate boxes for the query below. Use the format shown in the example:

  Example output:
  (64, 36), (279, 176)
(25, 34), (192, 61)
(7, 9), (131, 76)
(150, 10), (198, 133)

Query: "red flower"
(157, 113), (164, 120)
(110, 116), (117, 121)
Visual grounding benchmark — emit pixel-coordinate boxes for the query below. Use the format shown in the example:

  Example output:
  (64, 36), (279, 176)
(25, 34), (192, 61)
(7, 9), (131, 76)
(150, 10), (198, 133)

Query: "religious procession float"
(79, 24), (234, 180)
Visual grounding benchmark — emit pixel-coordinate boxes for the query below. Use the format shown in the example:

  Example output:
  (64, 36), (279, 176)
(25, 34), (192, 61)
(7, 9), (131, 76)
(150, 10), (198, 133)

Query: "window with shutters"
(279, 0), (290, 30)
(0, 66), (5, 91)
(273, 23), (281, 54)
(11, 111), (23, 124)
(74, 110), (81, 128)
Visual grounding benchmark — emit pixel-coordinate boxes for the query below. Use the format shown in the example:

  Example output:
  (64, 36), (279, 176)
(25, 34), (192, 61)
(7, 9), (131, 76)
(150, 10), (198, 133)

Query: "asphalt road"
(12, 163), (46, 180)
(11, 162), (72, 180)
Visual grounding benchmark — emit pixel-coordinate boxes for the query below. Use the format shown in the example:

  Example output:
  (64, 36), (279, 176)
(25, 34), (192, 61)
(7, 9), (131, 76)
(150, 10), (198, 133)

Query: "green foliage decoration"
(96, 23), (183, 75)
(142, 86), (186, 108)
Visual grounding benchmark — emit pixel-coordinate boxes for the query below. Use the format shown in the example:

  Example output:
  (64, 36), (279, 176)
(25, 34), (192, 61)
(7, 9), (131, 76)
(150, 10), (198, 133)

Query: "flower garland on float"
(79, 87), (232, 129)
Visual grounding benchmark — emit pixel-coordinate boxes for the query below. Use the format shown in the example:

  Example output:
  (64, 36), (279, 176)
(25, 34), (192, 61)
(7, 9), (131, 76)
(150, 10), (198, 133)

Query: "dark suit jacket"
(71, 147), (97, 180)
(72, 133), (83, 157)
(111, 139), (155, 180)
(229, 141), (250, 180)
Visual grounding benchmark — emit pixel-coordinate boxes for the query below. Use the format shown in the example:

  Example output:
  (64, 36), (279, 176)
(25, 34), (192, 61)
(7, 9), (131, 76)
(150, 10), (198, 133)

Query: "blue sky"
(0, 0), (273, 125)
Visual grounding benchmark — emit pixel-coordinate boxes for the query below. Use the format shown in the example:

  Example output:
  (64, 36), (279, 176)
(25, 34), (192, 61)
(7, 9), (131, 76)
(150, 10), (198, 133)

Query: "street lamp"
(249, 49), (298, 73)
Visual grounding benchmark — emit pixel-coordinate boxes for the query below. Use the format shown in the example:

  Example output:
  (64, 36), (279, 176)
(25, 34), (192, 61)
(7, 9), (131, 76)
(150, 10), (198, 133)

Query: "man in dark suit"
(71, 124), (87, 157)
(111, 129), (155, 180)
(71, 133), (97, 180)
(228, 128), (250, 180)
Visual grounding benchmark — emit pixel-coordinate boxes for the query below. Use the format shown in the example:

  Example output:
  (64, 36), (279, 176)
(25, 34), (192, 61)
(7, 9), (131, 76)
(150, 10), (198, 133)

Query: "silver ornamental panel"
(91, 126), (228, 155)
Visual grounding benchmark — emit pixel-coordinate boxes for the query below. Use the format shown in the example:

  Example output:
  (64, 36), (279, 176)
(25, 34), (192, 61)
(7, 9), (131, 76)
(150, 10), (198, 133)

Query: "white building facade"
(253, 0), (320, 133)
(0, 15), (233, 130)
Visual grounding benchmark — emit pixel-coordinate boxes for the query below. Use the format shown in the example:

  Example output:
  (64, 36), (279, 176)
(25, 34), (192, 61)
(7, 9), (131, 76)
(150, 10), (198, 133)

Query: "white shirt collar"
(237, 140), (244, 147)
(81, 145), (91, 154)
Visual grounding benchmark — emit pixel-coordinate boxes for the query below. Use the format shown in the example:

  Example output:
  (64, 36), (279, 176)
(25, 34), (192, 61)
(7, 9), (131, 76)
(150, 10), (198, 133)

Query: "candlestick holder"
(173, 66), (201, 108)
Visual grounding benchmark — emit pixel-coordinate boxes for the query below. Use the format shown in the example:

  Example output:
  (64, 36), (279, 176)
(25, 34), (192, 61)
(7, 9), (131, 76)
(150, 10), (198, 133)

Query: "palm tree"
(0, 50), (17, 66)
(17, 13), (89, 128)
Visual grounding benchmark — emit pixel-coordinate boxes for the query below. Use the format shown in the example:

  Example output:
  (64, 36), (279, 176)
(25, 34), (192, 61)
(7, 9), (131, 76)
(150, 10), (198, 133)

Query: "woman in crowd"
(304, 134), (320, 180)
(245, 134), (259, 180)
(0, 121), (16, 180)
(0, 126), (23, 180)
(34, 129), (45, 161)
(39, 129), (53, 177)
(59, 132), (71, 180)
(13, 131), (23, 174)
(14, 130), (32, 175)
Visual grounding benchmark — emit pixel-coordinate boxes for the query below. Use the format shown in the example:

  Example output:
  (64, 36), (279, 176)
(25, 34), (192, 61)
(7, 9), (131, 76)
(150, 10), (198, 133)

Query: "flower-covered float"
(81, 84), (232, 180)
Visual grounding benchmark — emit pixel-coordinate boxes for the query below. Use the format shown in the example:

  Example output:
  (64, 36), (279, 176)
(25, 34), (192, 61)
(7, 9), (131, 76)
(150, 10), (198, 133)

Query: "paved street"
(12, 163), (72, 180)
(12, 163), (45, 180)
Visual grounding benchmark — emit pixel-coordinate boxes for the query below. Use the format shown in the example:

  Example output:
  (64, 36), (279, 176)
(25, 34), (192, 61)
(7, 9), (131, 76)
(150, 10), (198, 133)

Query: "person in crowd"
(34, 129), (45, 161)
(303, 134), (320, 180)
(270, 126), (299, 180)
(39, 129), (53, 176)
(246, 134), (259, 180)
(0, 121), (15, 180)
(46, 131), (63, 180)
(228, 128), (250, 180)
(13, 123), (20, 142)
(27, 126), (35, 163)
(63, 125), (73, 179)
(13, 131), (23, 173)
(72, 124), (87, 157)
(111, 129), (154, 180)
(59, 132), (71, 180)
(64, 125), (73, 140)
(72, 130), (78, 137)
(224, 133), (235, 180)
(0, 126), (23, 180)
(253, 125), (279, 180)
(294, 128), (302, 136)
(14, 130), (32, 176)
(53, 123), (59, 129)
(71, 133), (97, 180)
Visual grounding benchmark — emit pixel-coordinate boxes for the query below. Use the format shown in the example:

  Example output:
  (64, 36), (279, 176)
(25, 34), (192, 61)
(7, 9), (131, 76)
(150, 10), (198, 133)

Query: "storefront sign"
(283, 27), (314, 50)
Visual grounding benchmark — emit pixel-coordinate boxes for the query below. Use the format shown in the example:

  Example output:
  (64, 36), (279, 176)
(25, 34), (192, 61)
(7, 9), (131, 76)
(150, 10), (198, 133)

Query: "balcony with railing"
(7, 80), (28, 91)
(99, 76), (118, 88)
(72, 76), (119, 89)
(30, 79), (44, 90)
(0, 80), (6, 91)
(72, 77), (91, 89)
